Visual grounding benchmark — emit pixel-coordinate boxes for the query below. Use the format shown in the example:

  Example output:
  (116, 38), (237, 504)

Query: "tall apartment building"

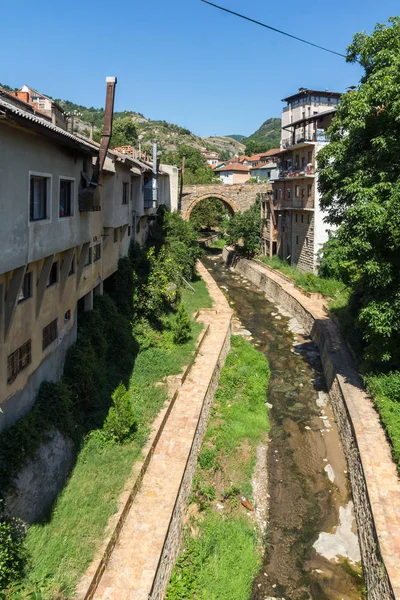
(0, 85), (178, 432)
(261, 88), (341, 272)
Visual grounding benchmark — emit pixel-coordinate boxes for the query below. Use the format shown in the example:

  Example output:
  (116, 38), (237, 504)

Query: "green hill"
(226, 134), (246, 142)
(243, 117), (281, 150)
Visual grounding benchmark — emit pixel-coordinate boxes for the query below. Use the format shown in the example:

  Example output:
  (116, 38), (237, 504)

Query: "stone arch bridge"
(181, 183), (271, 220)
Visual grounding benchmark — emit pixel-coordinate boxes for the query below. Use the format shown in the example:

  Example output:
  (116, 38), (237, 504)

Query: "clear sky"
(2, 0), (398, 137)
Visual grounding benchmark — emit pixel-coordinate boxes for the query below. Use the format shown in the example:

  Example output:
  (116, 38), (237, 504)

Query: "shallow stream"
(203, 253), (364, 600)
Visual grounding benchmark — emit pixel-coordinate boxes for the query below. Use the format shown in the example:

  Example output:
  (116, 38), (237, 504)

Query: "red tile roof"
(217, 162), (250, 173)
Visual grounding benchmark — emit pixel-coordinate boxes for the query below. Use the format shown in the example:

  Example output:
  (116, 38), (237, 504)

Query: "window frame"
(93, 243), (101, 262)
(7, 340), (32, 384)
(58, 176), (75, 219)
(84, 247), (93, 268)
(29, 172), (52, 223)
(18, 272), (32, 304)
(42, 318), (58, 351)
(47, 261), (58, 287)
(122, 181), (129, 205)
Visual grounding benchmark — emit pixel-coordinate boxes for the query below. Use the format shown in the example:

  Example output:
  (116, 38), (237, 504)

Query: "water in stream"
(203, 253), (364, 600)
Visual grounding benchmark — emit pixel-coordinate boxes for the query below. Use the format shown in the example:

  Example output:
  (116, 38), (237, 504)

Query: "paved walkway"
(84, 263), (231, 600)
(243, 257), (400, 598)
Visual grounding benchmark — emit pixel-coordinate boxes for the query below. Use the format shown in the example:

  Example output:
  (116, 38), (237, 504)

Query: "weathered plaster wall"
(222, 247), (398, 600)
(5, 429), (75, 524)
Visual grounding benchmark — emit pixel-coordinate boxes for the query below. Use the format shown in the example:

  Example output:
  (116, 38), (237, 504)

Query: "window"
(47, 262), (58, 287)
(296, 235), (299, 245)
(307, 184), (312, 197)
(295, 214), (298, 223)
(18, 272), (32, 303)
(59, 179), (73, 217)
(128, 226), (131, 237)
(301, 188), (305, 198)
(30, 175), (48, 221)
(64, 310), (71, 322)
(68, 256), (75, 276)
(114, 228), (118, 243)
(301, 214), (304, 223)
(287, 189), (291, 199)
(7, 340), (32, 384)
(295, 185), (300, 198)
(122, 182), (129, 205)
(301, 156), (306, 167)
(84, 247), (92, 267)
(307, 151), (312, 163)
(93, 243), (101, 262)
(43, 318), (57, 350)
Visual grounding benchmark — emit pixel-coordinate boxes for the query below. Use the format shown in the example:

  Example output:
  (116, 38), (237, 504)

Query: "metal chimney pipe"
(152, 138), (158, 207)
(92, 77), (117, 183)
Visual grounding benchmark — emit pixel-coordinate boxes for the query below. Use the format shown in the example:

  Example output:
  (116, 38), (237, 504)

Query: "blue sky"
(2, 0), (398, 137)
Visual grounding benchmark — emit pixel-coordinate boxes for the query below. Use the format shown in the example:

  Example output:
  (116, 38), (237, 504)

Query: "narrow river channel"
(203, 252), (364, 600)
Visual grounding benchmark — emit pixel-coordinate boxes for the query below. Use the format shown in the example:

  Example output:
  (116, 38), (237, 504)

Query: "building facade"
(0, 89), (178, 432)
(261, 89), (340, 271)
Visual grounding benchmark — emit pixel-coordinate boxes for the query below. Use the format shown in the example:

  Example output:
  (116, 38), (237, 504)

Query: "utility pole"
(152, 138), (158, 208)
(179, 154), (186, 210)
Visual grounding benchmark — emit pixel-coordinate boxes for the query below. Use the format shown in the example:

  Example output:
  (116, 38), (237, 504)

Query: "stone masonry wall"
(149, 320), (231, 600)
(222, 247), (398, 600)
(291, 211), (314, 272)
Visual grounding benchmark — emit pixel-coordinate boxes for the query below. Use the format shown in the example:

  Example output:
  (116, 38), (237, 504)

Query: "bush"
(172, 304), (192, 345)
(103, 384), (137, 444)
(226, 197), (261, 257)
(0, 515), (28, 589)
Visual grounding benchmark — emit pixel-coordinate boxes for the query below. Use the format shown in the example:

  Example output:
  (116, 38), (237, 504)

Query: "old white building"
(0, 86), (178, 431)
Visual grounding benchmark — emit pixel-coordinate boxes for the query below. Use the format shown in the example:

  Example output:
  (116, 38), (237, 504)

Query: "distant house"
(216, 162), (250, 185)
(203, 152), (220, 167)
(12, 84), (67, 129)
(250, 161), (279, 182)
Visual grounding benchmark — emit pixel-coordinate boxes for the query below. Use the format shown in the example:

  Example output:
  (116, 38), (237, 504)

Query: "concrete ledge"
(78, 262), (232, 600)
(223, 247), (400, 600)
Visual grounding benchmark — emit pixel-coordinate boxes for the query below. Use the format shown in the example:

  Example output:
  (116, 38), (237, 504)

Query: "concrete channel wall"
(223, 247), (400, 600)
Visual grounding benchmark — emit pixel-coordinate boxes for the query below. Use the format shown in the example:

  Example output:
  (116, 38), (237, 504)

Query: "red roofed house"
(215, 162), (250, 185)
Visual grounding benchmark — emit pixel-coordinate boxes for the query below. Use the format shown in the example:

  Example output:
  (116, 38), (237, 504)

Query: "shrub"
(103, 384), (137, 444)
(198, 448), (216, 470)
(172, 304), (192, 345)
(0, 515), (28, 589)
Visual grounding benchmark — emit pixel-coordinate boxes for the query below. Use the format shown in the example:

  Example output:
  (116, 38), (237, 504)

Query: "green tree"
(244, 139), (271, 156)
(318, 17), (400, 366)
(190, 198), (230, 230)
(162, 145), (218, 185)
(226, 197), (261, 258)
(110, 116), (138, 148)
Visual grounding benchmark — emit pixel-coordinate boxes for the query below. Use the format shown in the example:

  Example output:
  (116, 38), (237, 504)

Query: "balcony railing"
(278, 166), (314, 179)
(282, 132), (328, 149)
(274, 197), (314, 210)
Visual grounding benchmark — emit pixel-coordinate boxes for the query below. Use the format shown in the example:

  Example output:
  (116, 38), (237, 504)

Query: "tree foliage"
(190, 198), (231, 230)
(318, 17), (400, 366)
(110, 116), (138, 148)
(162, 145), (218, 185)
(226, 197), (261, 258)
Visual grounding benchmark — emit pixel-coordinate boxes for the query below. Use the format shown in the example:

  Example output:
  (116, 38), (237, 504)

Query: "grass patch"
(257, 255), (348, 306)
(210, 237), (227, 250)
(23, 277), (211, 599)
(166, 336), (270, 600)
(365, 372), (400, 469)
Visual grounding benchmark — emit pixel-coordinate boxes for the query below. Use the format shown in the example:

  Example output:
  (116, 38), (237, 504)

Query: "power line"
(201, 0), (348, 60)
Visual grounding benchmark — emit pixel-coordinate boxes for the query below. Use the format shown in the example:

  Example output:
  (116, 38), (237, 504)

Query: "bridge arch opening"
(185, 193), (238, 224)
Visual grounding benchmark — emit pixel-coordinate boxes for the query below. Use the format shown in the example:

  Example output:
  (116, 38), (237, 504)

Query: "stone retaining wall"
(149, 321), (231, 600)
(223, 247), (399, 600)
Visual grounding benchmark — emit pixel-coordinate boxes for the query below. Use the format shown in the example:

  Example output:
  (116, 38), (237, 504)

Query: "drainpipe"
(152, 138), (158, 208)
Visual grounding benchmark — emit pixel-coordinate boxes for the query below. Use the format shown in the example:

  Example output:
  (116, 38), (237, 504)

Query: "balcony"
(282, 132), (328, 149)
(278, 166), (314, 180)
(274, 197), (314, 211)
